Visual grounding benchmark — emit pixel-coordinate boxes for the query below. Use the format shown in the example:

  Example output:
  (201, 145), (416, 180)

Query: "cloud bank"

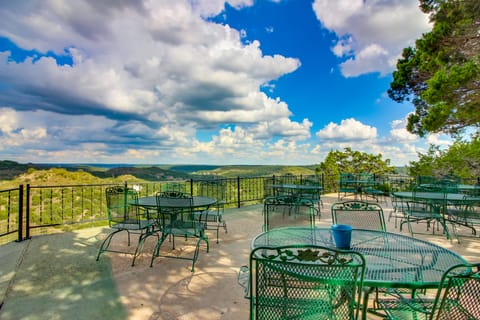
(0, 0), (442, 166)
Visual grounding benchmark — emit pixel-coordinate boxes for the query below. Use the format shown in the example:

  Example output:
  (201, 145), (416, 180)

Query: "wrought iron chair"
(331, 200), (399, 315)
(400, 185), (453, 240)
(96, 186), (156, 266)
(263, 196), (316, 232)
(331, 200), (386, 231)
(194, 180), (228, 243)
(150, 192), (209, 272)
(389, 192), (409, 228)
(338, 172), (357, 200)
(447, 196), (480, 237)
(296, 185), (323, 217)
(246, 244), (366, 319)
(379, 262), (480, 319)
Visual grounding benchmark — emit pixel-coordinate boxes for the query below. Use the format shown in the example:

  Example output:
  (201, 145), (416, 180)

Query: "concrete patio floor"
(0, 194), (479, 319)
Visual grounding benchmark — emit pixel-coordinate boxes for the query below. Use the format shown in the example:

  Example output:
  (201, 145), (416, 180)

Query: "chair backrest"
(358, 172), (374, 182)
(391, 194), (408, 212)
(156, 192), (193, 211)
(431, 263), (480, 320)
(105, 186), (140, 225)
(340, 172), (355, 183)
(198, 180), (226, 202)
(158, 190), (189, 198)
(302, 176), (322, 187)
(297, 187), (321, 202)
(156, 192), (194, 226)
(331, 201), (386, 231)
(162, 182), (187, 193)
(250, 244), (365, 320)
(263, 197), (315, 231)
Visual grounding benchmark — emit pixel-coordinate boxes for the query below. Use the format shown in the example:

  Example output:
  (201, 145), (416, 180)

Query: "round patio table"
(392, 191), (480, 203)
(252, 227), (466, 320)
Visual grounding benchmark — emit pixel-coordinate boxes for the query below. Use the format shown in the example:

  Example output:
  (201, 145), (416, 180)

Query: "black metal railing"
(1, 173), (477, 244)
(0, 185), (23, 243)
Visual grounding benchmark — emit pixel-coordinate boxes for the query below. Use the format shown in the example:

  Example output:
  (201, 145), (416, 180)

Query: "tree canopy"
(316, 148), (395, 192)
(389, 0), (480, 137)
(408, 133), (480, 178)
(317, 148), (395, 176)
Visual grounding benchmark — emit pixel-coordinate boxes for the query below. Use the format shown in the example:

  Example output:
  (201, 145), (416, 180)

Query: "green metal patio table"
(392, 191), (480, 240)
(131, 195), (216, 271)
(251, 227), (466, 320)
(393, 191), (480, 202)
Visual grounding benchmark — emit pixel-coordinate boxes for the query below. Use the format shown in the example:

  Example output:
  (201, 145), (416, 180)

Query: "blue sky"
(0, 0), (454, 166)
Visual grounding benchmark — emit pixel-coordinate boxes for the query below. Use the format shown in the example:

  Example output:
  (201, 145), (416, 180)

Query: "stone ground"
(0, 194), (479, 319)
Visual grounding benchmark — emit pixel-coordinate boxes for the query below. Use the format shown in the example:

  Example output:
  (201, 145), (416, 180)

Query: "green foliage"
(317, 148), (395, 192)
(0, 167), (140, 189)
(408, 134), (480, 178)
(318, 148), (395, 175)
(389, 0), (480, 136)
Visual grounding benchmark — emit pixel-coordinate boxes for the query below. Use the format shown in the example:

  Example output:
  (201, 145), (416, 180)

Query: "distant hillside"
(0, 160), (38, 180)
(192, 165), (317, 178)
(0, 161), (199, 181)
(0, 160), (320, 182)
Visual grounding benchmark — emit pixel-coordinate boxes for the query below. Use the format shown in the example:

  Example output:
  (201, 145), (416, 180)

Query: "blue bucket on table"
(331, 224), (353, 249)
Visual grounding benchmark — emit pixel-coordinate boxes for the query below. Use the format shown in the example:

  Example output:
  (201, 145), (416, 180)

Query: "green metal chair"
(194, 180), (228, 243)
(389, 193), (409, 228)
(263, 196), (316, 232)
(296, 185), (322, 217)
(338, 173), (357, 200)
(331, 200), (386, 232)
(446, 196), (480, 237)
(401, 186), (452, 240)
(331, 200), (409, 316)
(96, 186), (156, 266)
(247, 244), (366, 319)
(150, 192), (209, 272)
(378, 262), (480, 319)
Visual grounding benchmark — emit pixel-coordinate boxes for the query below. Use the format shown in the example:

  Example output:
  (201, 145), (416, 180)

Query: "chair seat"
(378, 297), (434, 320)
(164, 220), (205, 236)
(112, 219), (154, 231)
(196, 210), (222, 222)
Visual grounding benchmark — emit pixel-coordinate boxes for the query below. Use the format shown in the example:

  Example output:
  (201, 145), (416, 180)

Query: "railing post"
(17, 185), (24, 242)
(237, 176), (241, 208)
(25, 184), (31, 240)
(190, 179), (194, 196)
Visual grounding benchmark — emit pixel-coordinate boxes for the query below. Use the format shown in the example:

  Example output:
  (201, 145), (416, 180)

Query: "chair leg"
(191, 235), (210, 272)
(150, 232), (169, 267)
(132, 230), (159, 266)
(96, 229), (122, 261)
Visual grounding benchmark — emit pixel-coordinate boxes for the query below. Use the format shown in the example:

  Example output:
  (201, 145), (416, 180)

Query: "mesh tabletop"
(393, 191), (480, 203)
(252, 227), (466, 289)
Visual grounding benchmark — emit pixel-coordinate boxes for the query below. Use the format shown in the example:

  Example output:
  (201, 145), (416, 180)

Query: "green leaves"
(389, 0), (480, 136)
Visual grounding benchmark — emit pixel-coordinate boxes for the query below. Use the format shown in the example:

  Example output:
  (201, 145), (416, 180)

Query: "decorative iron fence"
(1, 173), (477, 244)
(0, 185), (23, 244)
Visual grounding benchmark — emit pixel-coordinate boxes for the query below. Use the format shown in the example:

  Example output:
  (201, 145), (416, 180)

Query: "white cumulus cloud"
(312, 0), (431, 77)
(316, 118), (377, 141)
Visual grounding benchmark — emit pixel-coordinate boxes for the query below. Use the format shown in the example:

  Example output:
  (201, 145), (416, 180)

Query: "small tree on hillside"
(317, 148), (395, 192)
